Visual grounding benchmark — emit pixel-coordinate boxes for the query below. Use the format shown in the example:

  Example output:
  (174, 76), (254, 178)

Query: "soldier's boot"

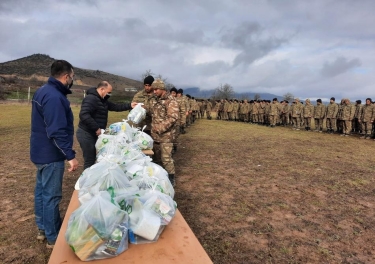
(180, 126), (186, 134)
(168, 174), (175, 187)
(173, 145), (177, 153)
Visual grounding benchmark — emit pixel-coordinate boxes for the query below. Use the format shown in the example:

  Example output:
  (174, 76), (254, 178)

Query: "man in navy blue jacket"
(30, 60), (79, 248)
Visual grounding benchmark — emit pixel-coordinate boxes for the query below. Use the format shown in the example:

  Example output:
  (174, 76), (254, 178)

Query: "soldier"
(200, 99), (206, 118)
(353, 100), (362, 134)
(215, 99), (222, 120)
(223, 99), (229, 121)
(336, 99), (345, 134)
(186, 94), (193, 126)
(359, 98), (374, 139)
(243, 99), (250, 122)
(132, 75), (155, 135)
(191, 96), (198, 123)
(227, 99), (234, 121)
(219, 99), (225, 120)
(233, 99), (240, 121)
(177, 88), (189, 134)
(258, 100), (265, 125)
(147, 79), (179, 186)
(303, 99), (314, 131)
(291, 98), (303, 130)
(251, 100), (259, 124)
(269, 98), (279, 127)
(277, 100), (284, 125)
(339, 98), (355, 137)
(170, 87), (186, 152)
(314, 99), (326, 132)
(282, 100), (290, 126)
(326, 97), (338, 133)
(206, 99), (213, 119)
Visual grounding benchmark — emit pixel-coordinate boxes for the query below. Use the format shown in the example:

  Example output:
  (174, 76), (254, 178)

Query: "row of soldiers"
(214, 97), (375, 138)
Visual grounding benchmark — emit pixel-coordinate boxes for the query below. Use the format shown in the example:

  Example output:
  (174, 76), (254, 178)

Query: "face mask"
(104, 93), (111, 100)
(68, 80), (74, 89)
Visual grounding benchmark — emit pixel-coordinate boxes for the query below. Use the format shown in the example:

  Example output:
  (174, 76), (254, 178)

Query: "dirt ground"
(1, 103), (375, 264)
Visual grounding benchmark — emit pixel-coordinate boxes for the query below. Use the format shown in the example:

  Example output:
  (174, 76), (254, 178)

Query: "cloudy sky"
(0, 0), (374, 100)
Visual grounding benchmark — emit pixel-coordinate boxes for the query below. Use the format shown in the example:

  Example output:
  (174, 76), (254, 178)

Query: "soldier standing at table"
(132, 75), (155, 134)
(146, 79), (179, 186)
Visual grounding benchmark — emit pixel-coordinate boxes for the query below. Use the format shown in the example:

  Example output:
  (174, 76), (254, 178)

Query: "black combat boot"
(168, 174), (175, 187)
(180, 126), (186, 134)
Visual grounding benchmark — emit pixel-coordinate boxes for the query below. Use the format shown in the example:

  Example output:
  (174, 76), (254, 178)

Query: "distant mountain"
(183, 87), (284, 101)
(0, 54), (143, 90)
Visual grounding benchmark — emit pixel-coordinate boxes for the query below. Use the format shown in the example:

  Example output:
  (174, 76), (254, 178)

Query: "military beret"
(330, 97), (335, 101)
(170, 87), (177, 93)
(144, 75), (154, 85)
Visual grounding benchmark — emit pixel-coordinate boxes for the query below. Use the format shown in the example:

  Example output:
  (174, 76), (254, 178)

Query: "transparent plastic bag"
(65, 192), (129, 261)
(127, 103), (146, 124)
(134, 126), (153, 150)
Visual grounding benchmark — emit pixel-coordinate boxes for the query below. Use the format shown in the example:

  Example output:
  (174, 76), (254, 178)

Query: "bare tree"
(140, 69), (154, 81)
(283, 92), (294, 101)
(212, 83), (234, 100)
(254, 93), (261, 100)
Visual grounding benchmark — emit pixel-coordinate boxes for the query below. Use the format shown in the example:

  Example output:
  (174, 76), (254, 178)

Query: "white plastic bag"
(127, 103), (146, 124)
(134, 126), (153, 150)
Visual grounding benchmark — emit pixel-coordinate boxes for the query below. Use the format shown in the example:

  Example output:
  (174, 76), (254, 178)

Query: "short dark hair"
(97, 81), (109, 89)
(51, 60), (73, 78)
(170, 87), (178, 93)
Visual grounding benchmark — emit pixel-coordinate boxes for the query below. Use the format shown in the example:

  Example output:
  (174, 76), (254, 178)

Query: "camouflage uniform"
(252, 101), (259, 123)
(314, 102), (326, 131)
(341, 99), (355, 136)
(206, 100), (212, 119)
(336, 100), (345, 134)
(132, 90), (156, 133)
(282, 102), (290, 126)
(264, 101), (271, 125)
(258, 101), (265, 124)
(269, 101), (279, 127)
(326, 101), (338, 132)
(227, 100), (234, 120)
(291, 100), (303, 129)
(233, 100), (239, 121)
(175, 95), (186, 139)
(353, 102), (363, 133)
(360, 102), (374, 138)
(302, 99), (314, 130)
(147, 79), (179, 177)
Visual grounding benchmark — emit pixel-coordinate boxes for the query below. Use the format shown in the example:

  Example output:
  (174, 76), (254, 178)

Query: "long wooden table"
(48, 191), (212, 264)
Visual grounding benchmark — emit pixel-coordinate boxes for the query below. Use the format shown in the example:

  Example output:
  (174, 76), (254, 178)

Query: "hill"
(0, 54), (143, 102)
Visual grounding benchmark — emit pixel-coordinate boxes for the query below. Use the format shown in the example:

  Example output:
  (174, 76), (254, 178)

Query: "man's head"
(51, 60), (74, 88)
(317, 99), (322, 105)
(330, 97), (335, 104)
(273, 98), (277, 103)
(144, 75), (154, 93)
(170, 87), (178, 97)
(356, 100), (361, 105)
(177, 88), (183, 97)
(152, 79), (166, 97)
(96, 81), (112, 99)
(366, 98), (372, 105)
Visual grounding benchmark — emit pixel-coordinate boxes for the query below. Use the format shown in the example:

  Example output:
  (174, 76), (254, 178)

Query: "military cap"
(151, 79), (165, 90)
(144, 75), (154, 85)
(177, 88), (183, 94)
(170, 87), (177, 93)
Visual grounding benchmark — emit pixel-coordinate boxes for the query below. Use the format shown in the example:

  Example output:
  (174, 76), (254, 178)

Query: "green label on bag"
(102, 138), (109, 144)
(142, 140), (148, 146)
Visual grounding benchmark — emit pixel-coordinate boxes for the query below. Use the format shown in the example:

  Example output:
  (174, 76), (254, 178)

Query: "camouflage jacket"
(314, 104), (326, 119)
(233, 102), (239, 112)
(354, 104), (363, 119)
(176, 96), (186, 125)
(132, 90), (156, 130)
(326, 103), (338, 118)
(227, 102), (233, 112)
(303, 103), (314, 118)
(282, 104), (290, 115)
(269, 102), (278, 116)
(150, 92), (179, 143)
(341, 104), (355, 121)
(337, 104), (344, 120)
(291, 103), (303, 117)
(182, 95), (190, 112)
(258, 103), (265, 114)
(252, 103), (259, 114)
(360, 104), (374, 123)
(206, 101), (212, 111)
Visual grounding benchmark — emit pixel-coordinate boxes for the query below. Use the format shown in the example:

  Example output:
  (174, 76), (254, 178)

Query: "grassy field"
(0, 102), (375, 263)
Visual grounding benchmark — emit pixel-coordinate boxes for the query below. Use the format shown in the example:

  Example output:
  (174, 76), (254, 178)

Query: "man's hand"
(68, 158), (79, 172)
(96, 128), (101, 136)
(131, 102), (137, 108)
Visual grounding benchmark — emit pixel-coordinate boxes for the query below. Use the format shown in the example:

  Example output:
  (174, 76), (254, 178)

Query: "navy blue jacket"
(30, 77), (76, 164)
(78, 87), (132, 137)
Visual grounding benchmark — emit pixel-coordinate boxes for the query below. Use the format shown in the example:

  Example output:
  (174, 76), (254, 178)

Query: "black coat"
(78, 87), (131, 136)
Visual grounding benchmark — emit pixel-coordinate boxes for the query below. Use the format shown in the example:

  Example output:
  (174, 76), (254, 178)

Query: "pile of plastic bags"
(65, 119), (176, 261)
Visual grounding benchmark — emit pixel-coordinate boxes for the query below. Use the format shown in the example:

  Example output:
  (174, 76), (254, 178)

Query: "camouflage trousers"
(361, 122), (372, 135)
(292, 117), (301, 128)
(343, 120), (352, 135)
(206, 110), (211, 119)
(269, 115), (277, 126)
(314, 118), (324, 131)
(153, 142), (175, 174)
(326, 118), (337, 131)
(282, 114), (289, 125)
(304, 117), (312, 128)
(258, 114), (264, 123)
(252, 114), (258, 123)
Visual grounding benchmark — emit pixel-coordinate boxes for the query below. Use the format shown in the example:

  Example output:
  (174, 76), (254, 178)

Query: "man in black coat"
(77, 81), (136, 169)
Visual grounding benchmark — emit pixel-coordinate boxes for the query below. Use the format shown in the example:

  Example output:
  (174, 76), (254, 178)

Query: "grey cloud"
(321, 57), (361, 78)
(220, 22), (289, 66)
